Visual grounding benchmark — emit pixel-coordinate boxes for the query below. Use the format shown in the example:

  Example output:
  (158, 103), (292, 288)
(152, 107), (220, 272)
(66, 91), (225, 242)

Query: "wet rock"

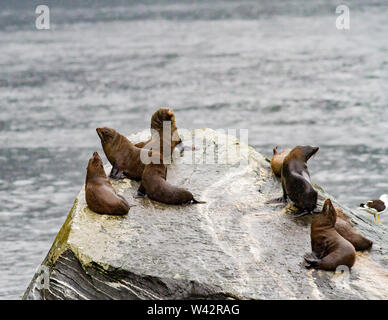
(23, 129), (388, 300)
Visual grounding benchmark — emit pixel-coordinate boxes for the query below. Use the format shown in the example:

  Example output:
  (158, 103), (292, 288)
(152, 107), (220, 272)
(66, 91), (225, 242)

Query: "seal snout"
(91, 151), (102, 165)
(310, 146), (319, 158)
(96, 128), (103, 140)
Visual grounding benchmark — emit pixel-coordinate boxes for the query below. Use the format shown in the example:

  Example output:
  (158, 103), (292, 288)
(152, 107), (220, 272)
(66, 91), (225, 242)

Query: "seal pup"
(270, 146), (291, 177)
(85, 152), (131, 215)
(359, 194), (388, 224)
(335, 207), (373, 251)
(135, 108), (183, 158)
(304, 199), (356, 271)
(96, 127), (145, 180)
(268, 145), (319, 217)
(138, 151), (205, 205)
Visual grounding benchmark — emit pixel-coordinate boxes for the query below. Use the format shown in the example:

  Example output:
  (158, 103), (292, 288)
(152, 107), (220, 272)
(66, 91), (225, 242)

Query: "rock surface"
(23, 128), (388, 300)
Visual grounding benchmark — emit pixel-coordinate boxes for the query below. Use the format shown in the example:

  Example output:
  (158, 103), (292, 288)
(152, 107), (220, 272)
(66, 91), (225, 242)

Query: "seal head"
(135, 108), (182, 159)
(270, 146), (291, 177)
(96, 127), (145, 180)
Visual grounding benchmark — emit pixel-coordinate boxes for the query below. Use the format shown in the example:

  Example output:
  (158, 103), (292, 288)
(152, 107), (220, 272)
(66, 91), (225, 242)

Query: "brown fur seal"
(96, 127), (145, 180)
(269, 145), (319, 216)
(305, 199), (356, 271)
(135, 108), (182, 158)
(85, 152), (130, 215)
(138, 151), (205, 205)
(270, 146), (291, 177)
(334, 207), (373, 251)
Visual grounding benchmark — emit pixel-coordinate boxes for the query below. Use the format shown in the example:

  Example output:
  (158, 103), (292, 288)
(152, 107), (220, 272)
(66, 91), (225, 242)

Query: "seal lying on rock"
(135, 108), (182, 158)
(335, 207), (373, 251)
(138, 151), (205, 205)
(270, 146), (291, 177)
(85, 152), (130, 215)
(305, 199), (356, 271)
(96, 127), (145, 180)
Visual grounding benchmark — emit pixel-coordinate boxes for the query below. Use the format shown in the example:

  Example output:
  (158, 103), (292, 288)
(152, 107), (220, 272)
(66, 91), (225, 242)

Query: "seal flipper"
(117, 194), (129, 205)
(266, 195), (287, 204)
(109, 162), (126, 180)
(304, 253), (320, 269)
(292, 210), (312, 218)
(135, 183), (147, 198)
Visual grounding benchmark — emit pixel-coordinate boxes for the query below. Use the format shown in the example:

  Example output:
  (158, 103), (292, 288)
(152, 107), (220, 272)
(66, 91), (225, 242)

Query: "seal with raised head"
(270, 146), (291, 177)
(271, 145), (319, 216)
(304, 199), (356, 271)
(85, 152), (130, 215)
(96, 127), (145, 180)
(137, 151), (205, 205)
(335, 207), (373, 251)
(135, 108), (182, 157)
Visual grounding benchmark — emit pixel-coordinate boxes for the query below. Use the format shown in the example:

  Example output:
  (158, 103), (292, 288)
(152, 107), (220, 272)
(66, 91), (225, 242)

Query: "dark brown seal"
(275, 145), (319, 216)
(335, 207), (373, 251)
(305, 199), (356, 271)
(135, 108), (182, 158)
(85, 152), (130, 215)
(270, 146), (291, 177)
(138, 151), (205, 205)
(96, 127), (145, 180)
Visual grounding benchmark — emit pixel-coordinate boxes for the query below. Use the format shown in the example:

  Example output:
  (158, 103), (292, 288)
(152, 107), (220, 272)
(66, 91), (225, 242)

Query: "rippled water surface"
(0, 0), (388, 299)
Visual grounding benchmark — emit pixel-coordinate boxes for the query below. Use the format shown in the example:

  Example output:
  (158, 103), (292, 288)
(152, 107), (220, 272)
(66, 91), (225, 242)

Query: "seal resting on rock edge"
(304, 199), (356, 271)
(85, 152), (131, 215)
(137, 151), (205, 205)
(135, 108), (183, 158)
(96, 127), (145, 181)
(334, 207), (373, 251)
(270, 146), (291, 177)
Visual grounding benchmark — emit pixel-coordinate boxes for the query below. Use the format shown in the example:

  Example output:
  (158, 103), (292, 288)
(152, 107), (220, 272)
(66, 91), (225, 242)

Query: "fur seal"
(138, 151), (205, 205)
(96, 127), (145, 180)
(335, 207), (373, 251)
(270, 146), (291, 177)
(305, 199), (356, 271)
(135, 108), (182, 157)
(274, 145), (319, 216)
(85, 152), (130, 215)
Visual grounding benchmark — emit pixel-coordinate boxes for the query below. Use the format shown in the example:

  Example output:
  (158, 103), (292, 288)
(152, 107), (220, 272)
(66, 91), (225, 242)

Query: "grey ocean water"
(0, 0), (388, 299)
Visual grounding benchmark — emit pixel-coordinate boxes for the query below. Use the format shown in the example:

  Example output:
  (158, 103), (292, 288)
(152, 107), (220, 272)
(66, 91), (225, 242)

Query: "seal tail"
(192, 198), (206, 204)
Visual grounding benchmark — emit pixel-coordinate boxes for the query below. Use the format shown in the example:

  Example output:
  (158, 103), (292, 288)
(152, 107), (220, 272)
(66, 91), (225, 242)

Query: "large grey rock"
(23, 129), (388, 300)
